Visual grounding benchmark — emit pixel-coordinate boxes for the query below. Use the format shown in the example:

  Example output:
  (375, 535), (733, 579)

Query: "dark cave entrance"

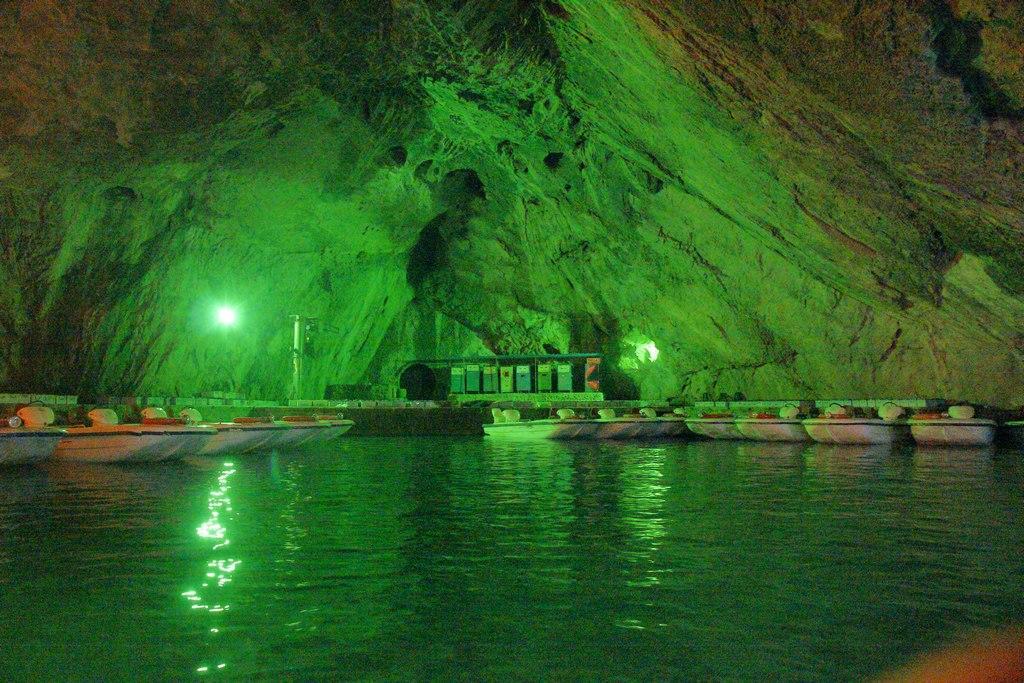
(400, 363), (438, 401)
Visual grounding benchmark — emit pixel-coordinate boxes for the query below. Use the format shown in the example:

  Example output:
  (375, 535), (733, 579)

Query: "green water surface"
(1, 438), (1022, 680)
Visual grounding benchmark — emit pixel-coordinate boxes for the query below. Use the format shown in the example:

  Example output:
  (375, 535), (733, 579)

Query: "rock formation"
(1, 1), (1022, 404)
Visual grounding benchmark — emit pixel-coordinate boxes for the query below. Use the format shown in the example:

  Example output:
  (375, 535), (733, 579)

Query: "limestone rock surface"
(1, 0), (1022, 404)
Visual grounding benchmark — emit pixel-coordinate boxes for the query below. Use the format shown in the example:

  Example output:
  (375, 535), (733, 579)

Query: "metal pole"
(290, 315), (305, 400)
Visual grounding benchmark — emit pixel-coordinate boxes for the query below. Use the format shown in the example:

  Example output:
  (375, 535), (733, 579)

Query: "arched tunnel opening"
(399, 363), (439, 401)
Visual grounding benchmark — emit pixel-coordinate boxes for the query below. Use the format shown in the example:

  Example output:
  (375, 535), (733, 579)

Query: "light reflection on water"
(0, 438), (1022, 680)
(184, 461), (239, 675)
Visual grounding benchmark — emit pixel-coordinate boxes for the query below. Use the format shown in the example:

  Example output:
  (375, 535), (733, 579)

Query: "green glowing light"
(639, 342), (660, 362)
(215, 306), (238, 327)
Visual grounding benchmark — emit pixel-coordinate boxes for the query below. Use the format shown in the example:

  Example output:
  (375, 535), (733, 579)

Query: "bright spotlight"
(216, 306), (238, 327)
(639, 341), (660, 362)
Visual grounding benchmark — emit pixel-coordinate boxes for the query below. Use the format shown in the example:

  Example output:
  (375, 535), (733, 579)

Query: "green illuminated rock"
(1, 1), (1022, 405)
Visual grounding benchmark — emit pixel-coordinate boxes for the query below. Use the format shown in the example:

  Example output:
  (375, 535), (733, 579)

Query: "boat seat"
(948, 405), (975, 419)
(598, 408), (616, 420)
(556, 408), (576, 420)
(491, 408), (505, 424)
(16, 406), (56, 428)
(502, 409), (521, 423)
(87, 409), (120, 426)
(878, 403), (905, 422)
(779, 405), (801, 419)
(825, 404), (849, 418)
(639, 408), (656, 419)
(140, 407), (168, 420)
(179, 408), (203, 423)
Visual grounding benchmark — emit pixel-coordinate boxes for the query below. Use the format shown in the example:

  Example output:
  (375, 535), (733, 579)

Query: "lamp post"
(289, 315), (318, 400)
(214, 307), (313, 401)
(290, 315), (304, 401)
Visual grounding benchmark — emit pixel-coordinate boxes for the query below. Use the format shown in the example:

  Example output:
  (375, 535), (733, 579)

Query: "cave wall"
(1, 0), (1022, 404)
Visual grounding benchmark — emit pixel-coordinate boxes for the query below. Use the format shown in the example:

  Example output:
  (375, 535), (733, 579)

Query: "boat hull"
(909, 419), (996, 447)
(595, 418), (690, 439)
(685, 419), (745, 440)
(483, 420), (571, 440)
(55, 426), (216, 463)
(200, 426), (282, 456)
(485, 417), (690, 441)
(319, 420), (355, 441)
(735, 419), (811, 442)
(268, 422), (333, 449)
(0, 430), (64, 465)
(802, 419), (909, 445)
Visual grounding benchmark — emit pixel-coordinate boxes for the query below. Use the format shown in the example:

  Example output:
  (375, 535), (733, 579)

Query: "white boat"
(483, 418), (583, 440)
(0, 407), (66, 465)
(735, 416), (811, 442)
(684, 414), (745, 440)
(735, 405), (810, 442)
(802, 404), (909, 446)
(483, 408), (603, 440)
(313, 414), (356, 440)
(593, 408), (690, 439)
(908, 406), (995, 447)
(179, 409), (289, 456)
(271, 415), (333, 448)
(54, 408), (216, 463)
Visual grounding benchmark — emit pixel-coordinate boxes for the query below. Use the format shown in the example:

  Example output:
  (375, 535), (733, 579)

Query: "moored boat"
(483, 408), (603, 440)
(594, 408), (689, 439)
(54, 408), (216, 463)
(803, 404), (909, 446)
(684, 413), (744, 440)
(908, 405), (995, 447)
(735, 406), (811, 442)
(0, 407), (66, 466)
(313, 413), (356, 440)
(179, 409), (288, 455)
(271, 415), (333, 448)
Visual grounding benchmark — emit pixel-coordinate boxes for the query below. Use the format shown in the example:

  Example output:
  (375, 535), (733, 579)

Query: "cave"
(0, 0), (1021, 406)
(3, 3), (1024, 681)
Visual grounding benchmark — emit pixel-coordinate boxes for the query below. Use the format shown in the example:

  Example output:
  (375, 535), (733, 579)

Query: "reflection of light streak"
(621, 449), (668, 591)
(182, 462), (239, 675)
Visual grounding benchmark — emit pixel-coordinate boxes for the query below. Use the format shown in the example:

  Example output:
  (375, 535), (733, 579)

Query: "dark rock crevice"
(922, 0), (1023, 120)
